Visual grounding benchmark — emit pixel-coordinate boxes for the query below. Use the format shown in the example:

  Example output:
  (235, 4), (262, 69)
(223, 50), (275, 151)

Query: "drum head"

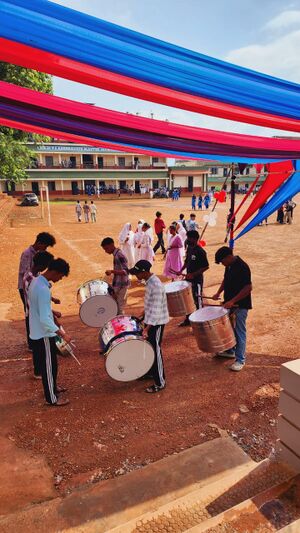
(165, 280), (190, 293)
(79, 295), (118, 327)
(190, 306), (227, 323)
(105, 338), (154, 382)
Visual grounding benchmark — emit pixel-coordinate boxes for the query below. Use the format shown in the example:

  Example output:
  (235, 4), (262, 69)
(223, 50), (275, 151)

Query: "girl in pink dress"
(163, 225), (183, 279)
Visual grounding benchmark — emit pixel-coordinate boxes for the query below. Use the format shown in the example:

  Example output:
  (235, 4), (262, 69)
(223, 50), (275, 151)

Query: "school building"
(0, 143), (169, 196)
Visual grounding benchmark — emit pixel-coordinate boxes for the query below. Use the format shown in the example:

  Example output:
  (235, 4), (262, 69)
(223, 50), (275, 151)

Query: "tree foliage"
(0, 63), (53, 183)
(0, 134), (33, 183)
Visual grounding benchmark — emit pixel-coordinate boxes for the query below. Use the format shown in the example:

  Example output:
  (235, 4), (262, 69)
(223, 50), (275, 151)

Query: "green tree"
(0, 63), (53, 183)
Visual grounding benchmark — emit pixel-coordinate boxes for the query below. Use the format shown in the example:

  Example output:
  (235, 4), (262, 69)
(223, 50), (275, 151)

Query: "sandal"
(54, 398), (70, 406)
(145, 384), (165, 394)
(56, 386), (68, 393)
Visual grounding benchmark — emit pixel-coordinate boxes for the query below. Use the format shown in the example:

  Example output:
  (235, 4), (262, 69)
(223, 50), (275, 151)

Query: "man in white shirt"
(129, 260), (169, 393)
(90, 200), (97, 222)
(186, 213), (200, 232)
(75, 201), (82, 222)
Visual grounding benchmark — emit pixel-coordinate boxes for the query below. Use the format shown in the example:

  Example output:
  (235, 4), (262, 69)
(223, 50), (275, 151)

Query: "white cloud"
(264, 10), (300, 30)
(226, 29), (300, 83)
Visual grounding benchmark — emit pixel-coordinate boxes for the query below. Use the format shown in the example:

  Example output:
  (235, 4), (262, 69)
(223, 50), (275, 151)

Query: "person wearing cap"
(153, 211), (166, 255)
(213, 246), (252, 372)
(129, 260), (169, 393)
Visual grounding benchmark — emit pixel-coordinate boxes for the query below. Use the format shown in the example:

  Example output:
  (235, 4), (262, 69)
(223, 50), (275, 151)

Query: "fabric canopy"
(2, 81), (300, 162)
(1, 1), (300, 133)
(234, 161), (294, 231)
(235, 161), (300, 240)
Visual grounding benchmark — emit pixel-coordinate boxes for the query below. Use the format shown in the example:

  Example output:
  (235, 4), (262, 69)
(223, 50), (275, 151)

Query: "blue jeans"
(233, 308), (248, 364)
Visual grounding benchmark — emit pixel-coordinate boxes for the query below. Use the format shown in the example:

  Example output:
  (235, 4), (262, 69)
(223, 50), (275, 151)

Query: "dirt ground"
(0, 194), (299, 505)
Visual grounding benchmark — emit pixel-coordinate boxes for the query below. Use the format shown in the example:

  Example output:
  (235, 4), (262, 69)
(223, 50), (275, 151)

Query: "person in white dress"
(119, 222), (135, 269)
(133, 219), (145, 262)
(176, 221), (187, 262)
(137, 223), (154, 264)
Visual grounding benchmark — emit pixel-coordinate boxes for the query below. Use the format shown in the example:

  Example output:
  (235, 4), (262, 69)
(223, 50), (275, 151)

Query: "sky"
(52, 0), (300, 139)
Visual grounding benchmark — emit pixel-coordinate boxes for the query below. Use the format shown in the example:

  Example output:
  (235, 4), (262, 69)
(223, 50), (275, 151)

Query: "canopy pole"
(229, 163), (236, 249)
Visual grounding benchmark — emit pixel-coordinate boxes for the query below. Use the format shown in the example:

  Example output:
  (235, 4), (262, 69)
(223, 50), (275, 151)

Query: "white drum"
(165, 280), (196, 317)
(77, 279), (117, 328)
(189, 306), (236, 353)
(105, 336), (155, 382)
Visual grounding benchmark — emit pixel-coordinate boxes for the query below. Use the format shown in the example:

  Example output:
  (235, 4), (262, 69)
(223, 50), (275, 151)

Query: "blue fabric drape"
(235, 160), (300, 239)
(1, 0), (300, 119)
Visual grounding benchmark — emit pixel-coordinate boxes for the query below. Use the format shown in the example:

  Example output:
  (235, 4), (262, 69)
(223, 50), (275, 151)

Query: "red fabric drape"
(2, 37), (300, 133)
(234, 161), (294, 231)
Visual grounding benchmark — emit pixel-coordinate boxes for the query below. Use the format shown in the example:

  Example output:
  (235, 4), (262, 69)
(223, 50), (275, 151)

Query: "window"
(118, 157), (126, 167)
(45, 156), (54, 168)
(223, 168), (228, 177)
(188, 176), (194, 192)
(153, 180), (159, 189)
(152, 157), (159, 163)
(210, 167), (218, 175)
(47, 181), (56, 191)
(245, 167), (250, 175)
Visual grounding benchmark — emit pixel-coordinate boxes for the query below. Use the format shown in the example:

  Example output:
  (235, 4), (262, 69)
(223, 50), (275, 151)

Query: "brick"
(277, 441), (300, 473)
(279, 391), (300, 430)
(278, 416), (300, 456)
(280, 359), (300, 402)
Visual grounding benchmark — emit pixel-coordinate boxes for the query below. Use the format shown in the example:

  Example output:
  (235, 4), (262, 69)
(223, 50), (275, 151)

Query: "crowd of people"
(18, 206), (253, 405)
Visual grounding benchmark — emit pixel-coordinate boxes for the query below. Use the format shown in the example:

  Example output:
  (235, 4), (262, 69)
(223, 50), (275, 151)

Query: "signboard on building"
(33, 144), (132, 154)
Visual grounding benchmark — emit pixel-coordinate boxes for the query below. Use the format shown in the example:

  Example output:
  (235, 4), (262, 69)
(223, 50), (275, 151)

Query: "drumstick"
(69, 349), (81, 366)
(202, 295), (221, 300)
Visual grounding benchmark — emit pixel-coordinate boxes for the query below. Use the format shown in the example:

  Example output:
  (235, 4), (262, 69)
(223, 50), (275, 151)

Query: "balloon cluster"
(213, 190), (226, 203)
(199, 239), (206, 247)
(203, 211), (218, 227)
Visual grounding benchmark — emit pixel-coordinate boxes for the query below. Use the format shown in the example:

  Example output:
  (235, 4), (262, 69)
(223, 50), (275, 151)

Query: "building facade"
(0, 143), (169, 196)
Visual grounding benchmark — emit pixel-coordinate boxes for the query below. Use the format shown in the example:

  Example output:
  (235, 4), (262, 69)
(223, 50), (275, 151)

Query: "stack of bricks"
(278, 359), (300, 471)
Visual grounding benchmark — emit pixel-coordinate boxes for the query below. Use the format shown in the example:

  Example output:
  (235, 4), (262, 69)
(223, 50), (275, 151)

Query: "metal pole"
(40, 187), (45, 219)
(45, 185), (51, 226)
(229, 163), (236, 250)
(199, 168), (232, 241)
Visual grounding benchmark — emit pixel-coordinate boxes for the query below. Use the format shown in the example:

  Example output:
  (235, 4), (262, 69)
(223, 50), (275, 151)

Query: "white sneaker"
(230, 361), (245, 372)
(215, 351), (235, 358)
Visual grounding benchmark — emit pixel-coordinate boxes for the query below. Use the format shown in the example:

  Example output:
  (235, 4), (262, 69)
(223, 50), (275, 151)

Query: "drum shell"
(99, 315), (142, 352)
(77, 279), (117, 328)
(165, 282), (196, 317)
(104, 336), (154, 382)
(190, 307), (236, 353)
(77, 279), (112, 304)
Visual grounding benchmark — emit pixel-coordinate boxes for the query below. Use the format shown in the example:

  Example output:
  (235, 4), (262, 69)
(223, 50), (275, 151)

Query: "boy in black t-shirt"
(213, 246), (252, 372)
(177, 230), (209, 326)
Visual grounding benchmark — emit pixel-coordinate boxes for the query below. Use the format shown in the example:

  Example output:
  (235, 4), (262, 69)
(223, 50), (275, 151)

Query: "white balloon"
(203, 215), (210, 223)
(210, 211), (217, 219)
(208, 218), (217, 227)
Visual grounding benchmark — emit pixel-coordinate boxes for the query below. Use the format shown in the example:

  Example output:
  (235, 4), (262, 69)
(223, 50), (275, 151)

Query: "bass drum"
(189, 306), (236, 353)
(105, 336), (155, 382)
(99, 315), (142, 352)
(77, 279), (117, 328)
(165, 280), (196, 317)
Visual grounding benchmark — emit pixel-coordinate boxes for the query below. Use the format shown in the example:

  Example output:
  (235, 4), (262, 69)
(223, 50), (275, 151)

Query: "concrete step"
(104, 459), (294, 533)
(0, 437), (253, 533)
(278, 518), (300, 532)
(185, 474), (300, 533)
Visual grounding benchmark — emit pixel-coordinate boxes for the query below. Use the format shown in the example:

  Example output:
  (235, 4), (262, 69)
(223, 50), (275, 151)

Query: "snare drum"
(77, 279), (117, 328)
(99, 315), (142, 352)
(99, 315), (155, 382)
(165, 280), (196, 317)
(189, 306), (236, 353)
(56, 336), (74, 357)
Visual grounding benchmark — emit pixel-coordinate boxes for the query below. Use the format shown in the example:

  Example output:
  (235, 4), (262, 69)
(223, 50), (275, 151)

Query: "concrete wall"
(277, 359), (300, 472)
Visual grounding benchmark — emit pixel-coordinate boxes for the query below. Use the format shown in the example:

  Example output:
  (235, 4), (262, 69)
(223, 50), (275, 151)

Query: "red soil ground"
(0, 195), (299, 499)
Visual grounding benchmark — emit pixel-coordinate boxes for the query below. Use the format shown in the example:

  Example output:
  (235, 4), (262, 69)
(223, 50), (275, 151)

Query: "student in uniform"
(75, 201), (82, 222)
(28, 258), (71, 406)
(83, 201), (90, 223)
(90, 200), (97, 223)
